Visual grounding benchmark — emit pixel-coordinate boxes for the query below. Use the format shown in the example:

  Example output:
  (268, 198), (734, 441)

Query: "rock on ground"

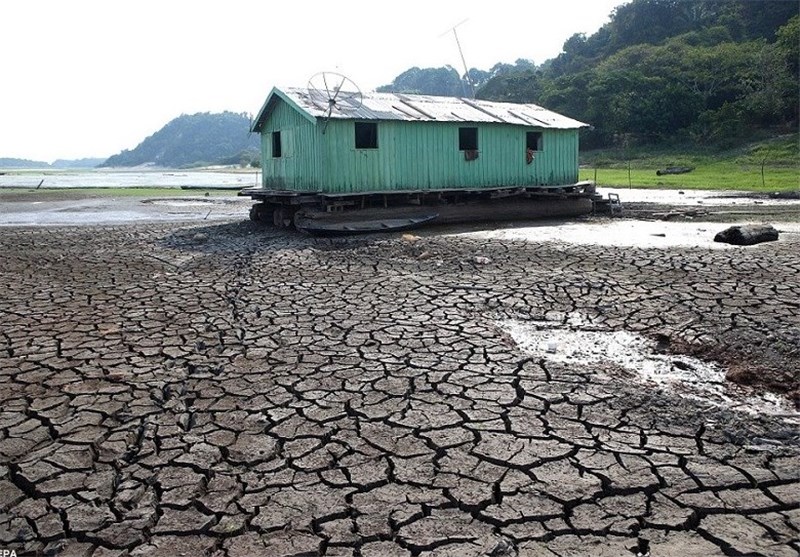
(714, 224), (779, 245)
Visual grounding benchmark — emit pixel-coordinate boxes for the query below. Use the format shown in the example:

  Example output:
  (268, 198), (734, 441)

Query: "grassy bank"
(580, 134), (799, 192)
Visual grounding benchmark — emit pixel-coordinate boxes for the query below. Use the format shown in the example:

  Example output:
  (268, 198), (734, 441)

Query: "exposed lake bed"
(1, 180), (798, 556)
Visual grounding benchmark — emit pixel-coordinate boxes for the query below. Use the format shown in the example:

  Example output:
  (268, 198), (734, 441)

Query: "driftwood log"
(656, 166), (695, 176)
(713, 224), (779, 246)
(768, 190), (800, 200)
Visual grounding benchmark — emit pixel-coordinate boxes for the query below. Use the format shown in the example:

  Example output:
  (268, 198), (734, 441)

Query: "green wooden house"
(250, 87), (588, 194)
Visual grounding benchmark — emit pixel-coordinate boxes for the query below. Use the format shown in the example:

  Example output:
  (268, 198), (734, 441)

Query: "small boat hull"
(295, 211), (439, 235)
(180, 185), (243, 191)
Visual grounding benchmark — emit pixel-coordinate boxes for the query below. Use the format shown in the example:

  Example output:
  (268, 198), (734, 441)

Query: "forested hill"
(379, 0), (799, 149)
(0, 157), (105, 169)
(376, 65), (496, 97)
(101, 111), (259, 168)
(0, 158), (51, 169)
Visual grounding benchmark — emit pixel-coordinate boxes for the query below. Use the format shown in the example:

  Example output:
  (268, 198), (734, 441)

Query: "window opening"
(355, 122), (378, 149)
(272, 131), (282, 158)
(526, 131), (542, 151)
(459, 127), (478, 151)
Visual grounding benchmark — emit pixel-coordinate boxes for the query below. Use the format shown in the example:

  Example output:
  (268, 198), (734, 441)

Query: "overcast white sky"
(0, 0), (624, 162)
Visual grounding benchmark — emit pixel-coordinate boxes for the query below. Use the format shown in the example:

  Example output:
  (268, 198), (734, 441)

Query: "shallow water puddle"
(499, 319), (798, 422)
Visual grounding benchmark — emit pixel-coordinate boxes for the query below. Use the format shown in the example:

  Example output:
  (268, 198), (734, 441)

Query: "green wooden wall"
(259, 99), (320, 190)
(261, 98), (580, 193)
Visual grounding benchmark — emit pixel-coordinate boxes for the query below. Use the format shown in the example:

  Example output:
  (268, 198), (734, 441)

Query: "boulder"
(713, 224), (778, 246)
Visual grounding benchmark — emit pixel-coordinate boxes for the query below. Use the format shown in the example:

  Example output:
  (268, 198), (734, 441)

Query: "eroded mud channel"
(0, 221), (798, 556)
(500, 319), (798, 423)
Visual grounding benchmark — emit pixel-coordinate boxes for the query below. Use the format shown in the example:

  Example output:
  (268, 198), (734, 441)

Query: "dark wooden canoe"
(180, 185), (243, 191)
(295, 212), (439, 235)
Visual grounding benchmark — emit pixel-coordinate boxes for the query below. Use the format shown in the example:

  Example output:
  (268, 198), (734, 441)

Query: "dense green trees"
(101, 111), (259, 168)
(481, 0), (799, 148)
(565, 34), (796, 146)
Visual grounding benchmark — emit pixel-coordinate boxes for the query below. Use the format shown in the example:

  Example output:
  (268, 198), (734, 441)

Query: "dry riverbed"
(0, 190), (798, 556)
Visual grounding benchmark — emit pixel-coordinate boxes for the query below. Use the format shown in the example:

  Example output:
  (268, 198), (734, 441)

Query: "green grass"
(580, 163), (799, 191)
(580, 134), (799, 191)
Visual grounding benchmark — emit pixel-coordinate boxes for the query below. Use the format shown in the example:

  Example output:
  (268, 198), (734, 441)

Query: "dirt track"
(0, 211), (799, 556)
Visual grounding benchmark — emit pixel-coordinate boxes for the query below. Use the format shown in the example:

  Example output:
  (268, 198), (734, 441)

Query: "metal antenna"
(440, 19), (475, 98)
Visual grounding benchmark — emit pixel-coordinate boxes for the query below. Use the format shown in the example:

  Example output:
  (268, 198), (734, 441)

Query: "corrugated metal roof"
(252, 87), (587, 132)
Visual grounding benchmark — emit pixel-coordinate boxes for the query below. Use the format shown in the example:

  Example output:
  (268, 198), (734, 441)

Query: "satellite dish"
(307, 72), (363, 133)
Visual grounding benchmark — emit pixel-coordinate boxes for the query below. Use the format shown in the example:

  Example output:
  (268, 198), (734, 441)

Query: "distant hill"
(51, 158), (106, 169)
(376, 63), (518, 97)
(377, 65), (490, 97)
(0, 157), (105, 169)
(101, 111), (260, 168)
(0, 158), (51, 169)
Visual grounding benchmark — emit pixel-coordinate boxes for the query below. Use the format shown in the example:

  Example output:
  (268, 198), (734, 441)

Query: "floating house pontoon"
(242, 79), (596, 233)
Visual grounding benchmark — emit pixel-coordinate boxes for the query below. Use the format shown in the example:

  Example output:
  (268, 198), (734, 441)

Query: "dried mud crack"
(0, 220), (798, 556)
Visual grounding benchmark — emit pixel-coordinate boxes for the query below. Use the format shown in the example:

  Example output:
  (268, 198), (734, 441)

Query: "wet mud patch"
(499, 318), (799, 424)
(158, 221), (293, 253)
(140, 197), (243, 207)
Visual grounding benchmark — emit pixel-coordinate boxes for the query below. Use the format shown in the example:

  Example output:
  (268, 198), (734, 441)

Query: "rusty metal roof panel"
(263, 87), (587, 130)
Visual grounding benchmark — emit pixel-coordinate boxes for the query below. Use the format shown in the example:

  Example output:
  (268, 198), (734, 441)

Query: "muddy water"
(0, 196), (251, 226)
(499, 319), (799, 423)
(0, 169), (258, 189)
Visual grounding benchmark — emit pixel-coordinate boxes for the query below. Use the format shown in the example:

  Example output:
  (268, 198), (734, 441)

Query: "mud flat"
(459, 218), (800, 249)
(0, 195), (798, 556)
(0, 195), (251, 226)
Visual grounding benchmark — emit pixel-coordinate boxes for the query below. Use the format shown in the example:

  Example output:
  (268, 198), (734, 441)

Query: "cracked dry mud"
(0, 221), (798, 557)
